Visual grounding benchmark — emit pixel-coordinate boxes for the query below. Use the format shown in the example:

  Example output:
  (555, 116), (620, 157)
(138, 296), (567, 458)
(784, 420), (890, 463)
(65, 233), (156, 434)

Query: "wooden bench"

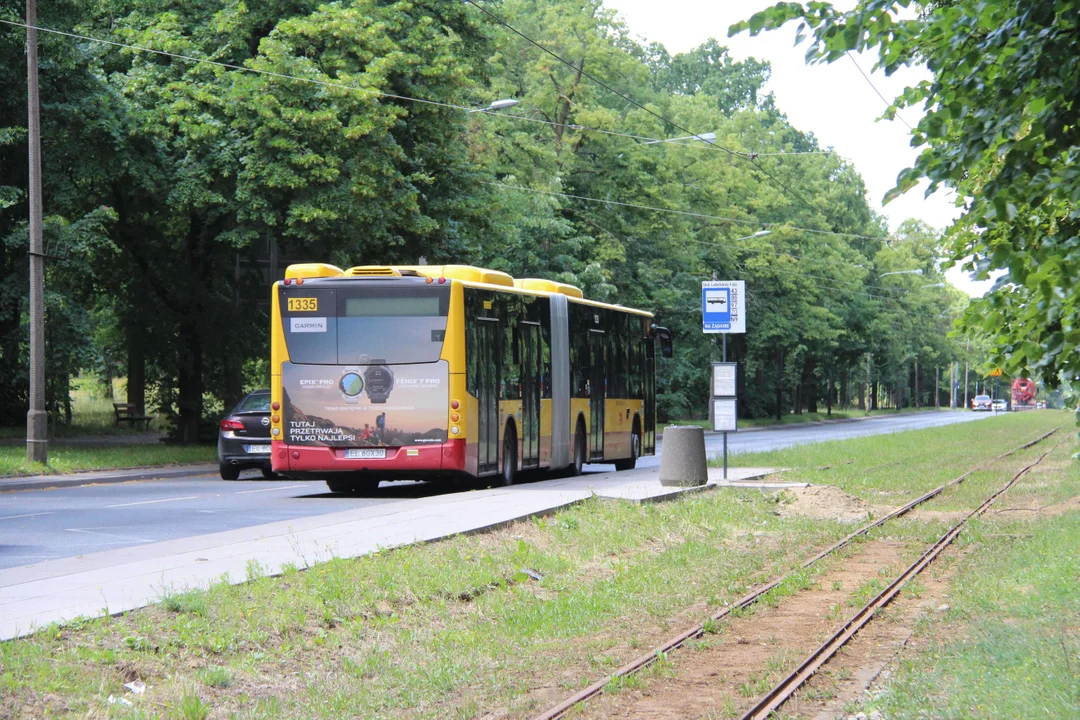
(113, 403), (153, 430)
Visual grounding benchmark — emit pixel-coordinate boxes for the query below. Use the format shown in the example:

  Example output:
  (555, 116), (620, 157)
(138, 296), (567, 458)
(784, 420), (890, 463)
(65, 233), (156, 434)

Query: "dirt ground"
(568, 538), (917, 720)
(778, 485), (894, 524)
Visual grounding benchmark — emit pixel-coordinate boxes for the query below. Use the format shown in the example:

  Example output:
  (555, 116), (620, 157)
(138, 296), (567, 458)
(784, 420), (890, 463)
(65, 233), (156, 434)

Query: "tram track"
(738, 430), (1070, 719)
(530, 426), (1063, 720)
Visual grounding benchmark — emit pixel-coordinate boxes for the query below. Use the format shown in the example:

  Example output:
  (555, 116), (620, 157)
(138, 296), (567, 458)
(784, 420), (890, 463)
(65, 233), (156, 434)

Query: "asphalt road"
(0, 411), (991, 570)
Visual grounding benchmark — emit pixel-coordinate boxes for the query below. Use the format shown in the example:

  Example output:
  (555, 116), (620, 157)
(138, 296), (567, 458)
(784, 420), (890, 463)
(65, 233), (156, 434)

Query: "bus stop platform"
(0, 464), (783, 641)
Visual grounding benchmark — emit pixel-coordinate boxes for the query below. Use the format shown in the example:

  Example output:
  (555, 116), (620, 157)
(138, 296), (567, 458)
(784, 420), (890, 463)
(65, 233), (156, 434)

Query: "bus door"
(644, 338), (656, 454)
(475, 318), (500, 475)
(520, 321), (541, 468)
(589, 330), (605, 459)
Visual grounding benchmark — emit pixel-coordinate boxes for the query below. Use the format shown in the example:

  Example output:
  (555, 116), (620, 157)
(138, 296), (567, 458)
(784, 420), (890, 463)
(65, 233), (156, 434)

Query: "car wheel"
(260, 468), (278, 480)
(219, 462), (240, 481)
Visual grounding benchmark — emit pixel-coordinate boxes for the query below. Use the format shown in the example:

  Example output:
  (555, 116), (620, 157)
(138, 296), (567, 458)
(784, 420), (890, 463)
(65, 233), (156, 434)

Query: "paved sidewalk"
(0, 464), (217, 493)
(0, 465), (783, 640)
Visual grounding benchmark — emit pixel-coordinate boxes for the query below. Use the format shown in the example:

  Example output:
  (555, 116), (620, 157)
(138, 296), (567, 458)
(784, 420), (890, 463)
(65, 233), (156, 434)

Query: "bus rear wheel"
(568, 420), (586, 476)
(326, 477), (380, 494)
(501, 426), (517, 486)
(614, 428), (640, 472)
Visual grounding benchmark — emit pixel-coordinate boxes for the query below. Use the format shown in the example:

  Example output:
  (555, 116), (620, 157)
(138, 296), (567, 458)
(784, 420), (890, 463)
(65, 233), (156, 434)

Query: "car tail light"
(220, 418), (245, 431)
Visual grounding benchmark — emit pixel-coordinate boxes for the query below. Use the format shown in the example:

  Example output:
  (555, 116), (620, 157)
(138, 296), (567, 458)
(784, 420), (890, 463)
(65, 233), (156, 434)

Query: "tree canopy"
(0, 0), (971, 435)
(733, 0), (1080, 396)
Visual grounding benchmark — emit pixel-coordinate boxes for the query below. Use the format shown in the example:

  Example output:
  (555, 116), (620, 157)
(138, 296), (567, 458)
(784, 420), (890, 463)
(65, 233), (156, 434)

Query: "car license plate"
(245, 444), (271, 454)
(345, 448), (386, 459)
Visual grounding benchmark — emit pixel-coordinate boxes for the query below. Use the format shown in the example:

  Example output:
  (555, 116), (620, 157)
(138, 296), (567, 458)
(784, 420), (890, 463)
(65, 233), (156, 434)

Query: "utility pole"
(26, 0), (47, 464)
(963, 338), (970, 410)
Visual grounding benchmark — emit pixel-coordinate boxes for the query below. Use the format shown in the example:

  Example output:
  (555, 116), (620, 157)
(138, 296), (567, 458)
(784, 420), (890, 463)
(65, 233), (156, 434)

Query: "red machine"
(1011, 377), (1037, 409)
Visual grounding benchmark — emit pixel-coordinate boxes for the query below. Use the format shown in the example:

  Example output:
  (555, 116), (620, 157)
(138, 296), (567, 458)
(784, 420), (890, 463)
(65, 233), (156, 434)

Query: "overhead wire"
(845, 52), (914, 131)
(0, 17), (838, 160)
(461, 0), (821, 212)
(1, 17), (946, 310)
(487, 180), (942, 306)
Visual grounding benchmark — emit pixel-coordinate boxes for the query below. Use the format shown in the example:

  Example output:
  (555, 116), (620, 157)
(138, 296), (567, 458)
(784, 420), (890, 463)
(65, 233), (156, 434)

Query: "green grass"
(0, 411), (1072, 718)
(0, 374), (215, 476)
(0, 375), (170, 439)
(1, 494), (851, 719)
(727, 410), (1068, 506)
(864, 510), (1080, 719)
(0, 444), (216, 477)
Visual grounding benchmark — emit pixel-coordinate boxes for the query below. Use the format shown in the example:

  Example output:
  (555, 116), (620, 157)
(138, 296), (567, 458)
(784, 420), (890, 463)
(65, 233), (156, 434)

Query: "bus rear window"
(281, 283), (449, 365)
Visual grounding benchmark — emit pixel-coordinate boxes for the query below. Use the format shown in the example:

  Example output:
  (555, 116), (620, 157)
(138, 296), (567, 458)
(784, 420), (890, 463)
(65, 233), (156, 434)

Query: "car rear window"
(235, 393), (271, 412)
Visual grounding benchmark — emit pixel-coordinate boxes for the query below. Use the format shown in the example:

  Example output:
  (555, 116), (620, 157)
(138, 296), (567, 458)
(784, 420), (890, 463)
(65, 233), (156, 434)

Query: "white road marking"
(0, 511), (54, 521)
(233, 484), (310, 495)
(106, 495), (198, 508)
(66, 527), (153, 543)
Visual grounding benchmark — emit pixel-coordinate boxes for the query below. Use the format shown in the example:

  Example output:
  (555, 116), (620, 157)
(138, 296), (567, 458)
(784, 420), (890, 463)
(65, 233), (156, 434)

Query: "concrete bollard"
(659, 425), (708, 487)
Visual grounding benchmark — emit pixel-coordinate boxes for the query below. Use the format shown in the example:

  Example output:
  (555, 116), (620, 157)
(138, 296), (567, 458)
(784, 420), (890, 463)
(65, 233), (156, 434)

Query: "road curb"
(0, 464), (218, 493)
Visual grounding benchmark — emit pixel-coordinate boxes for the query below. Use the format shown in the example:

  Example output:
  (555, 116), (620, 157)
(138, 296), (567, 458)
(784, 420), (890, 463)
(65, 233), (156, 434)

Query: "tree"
(732, 0), (1080, 396)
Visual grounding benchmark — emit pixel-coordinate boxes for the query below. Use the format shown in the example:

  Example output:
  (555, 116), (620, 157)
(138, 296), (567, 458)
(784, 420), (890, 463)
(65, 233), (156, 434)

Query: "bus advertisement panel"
(281, 362), (448, 448)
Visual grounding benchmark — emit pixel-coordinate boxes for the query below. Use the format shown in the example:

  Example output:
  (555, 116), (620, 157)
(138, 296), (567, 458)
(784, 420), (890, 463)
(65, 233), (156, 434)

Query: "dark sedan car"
(217, 390), (275, 480)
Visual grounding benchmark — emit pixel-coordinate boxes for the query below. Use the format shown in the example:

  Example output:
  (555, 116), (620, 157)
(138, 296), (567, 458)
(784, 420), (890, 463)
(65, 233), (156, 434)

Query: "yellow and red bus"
(269, 263), (672, 492)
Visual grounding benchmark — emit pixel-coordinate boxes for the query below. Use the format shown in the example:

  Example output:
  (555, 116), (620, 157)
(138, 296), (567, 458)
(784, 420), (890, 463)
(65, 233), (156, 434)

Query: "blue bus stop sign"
(702, 281), (745, 333)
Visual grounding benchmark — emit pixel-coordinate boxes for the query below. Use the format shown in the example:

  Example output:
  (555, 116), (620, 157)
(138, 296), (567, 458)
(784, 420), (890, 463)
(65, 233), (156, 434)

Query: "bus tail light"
(296, 277), (304, 285)
(283, 278), (292, 286)
(451, 399), (460, 409)
(220, 418), (245, 431)
(451, 413), (460, 422)
(438, 277), (446, 284)
(425, 277), (433, 284)
(271, 401), (280, 411)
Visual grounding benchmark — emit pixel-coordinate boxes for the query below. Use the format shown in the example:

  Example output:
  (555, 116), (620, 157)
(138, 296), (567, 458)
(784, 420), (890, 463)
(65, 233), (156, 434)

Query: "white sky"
(606, 0), (996, 296)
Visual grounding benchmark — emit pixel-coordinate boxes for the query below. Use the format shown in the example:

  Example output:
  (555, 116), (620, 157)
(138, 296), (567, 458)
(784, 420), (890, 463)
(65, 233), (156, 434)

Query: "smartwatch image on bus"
(364, 365), (395, 404)
(339, 370), (365, 405)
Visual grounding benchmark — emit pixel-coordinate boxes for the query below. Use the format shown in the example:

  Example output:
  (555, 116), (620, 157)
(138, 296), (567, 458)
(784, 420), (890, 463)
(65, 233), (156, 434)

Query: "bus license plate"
(245, 444), (271, 454)
(345, 448), (386, 459)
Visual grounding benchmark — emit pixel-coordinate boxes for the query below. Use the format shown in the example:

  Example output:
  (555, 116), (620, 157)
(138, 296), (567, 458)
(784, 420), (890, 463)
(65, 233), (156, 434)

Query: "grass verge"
(864, 509), (1080, 718)
(668, 406), (957, 431)
(0, 411), (1071, 719)
(0, 444), (216, 477)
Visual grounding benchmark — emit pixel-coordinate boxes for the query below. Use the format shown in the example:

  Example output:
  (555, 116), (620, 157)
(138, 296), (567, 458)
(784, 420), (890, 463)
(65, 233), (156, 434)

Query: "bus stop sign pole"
(704, 280), (744, 481)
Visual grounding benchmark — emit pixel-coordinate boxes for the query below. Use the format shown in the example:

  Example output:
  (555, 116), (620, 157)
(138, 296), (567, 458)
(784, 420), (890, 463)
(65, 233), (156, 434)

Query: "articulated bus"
(269, 263), (672, 493)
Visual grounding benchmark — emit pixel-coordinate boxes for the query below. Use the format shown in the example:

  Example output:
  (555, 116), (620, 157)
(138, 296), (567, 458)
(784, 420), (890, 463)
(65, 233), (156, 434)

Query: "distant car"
(217, 390), (274, 480)
(971, 394), (991, 411)
(992, 398), (1007, 411)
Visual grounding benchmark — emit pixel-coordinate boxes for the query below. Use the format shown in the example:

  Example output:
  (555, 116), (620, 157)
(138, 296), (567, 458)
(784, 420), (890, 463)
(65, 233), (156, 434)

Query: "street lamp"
(879, 269), (923, 278)
(468, 98), (519, 113)
(643, 132), (717, 145)
(920, 282), (946, 289)
(735, 230), (772, 242)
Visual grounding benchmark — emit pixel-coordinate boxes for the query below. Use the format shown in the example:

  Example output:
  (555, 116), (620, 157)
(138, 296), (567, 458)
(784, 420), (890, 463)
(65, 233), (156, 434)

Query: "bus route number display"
(288, 297), (318, 312)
